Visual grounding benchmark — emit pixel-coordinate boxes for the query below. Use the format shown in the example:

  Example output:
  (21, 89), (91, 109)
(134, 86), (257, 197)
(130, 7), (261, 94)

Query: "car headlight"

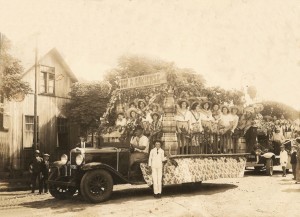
(61, 154), (68, 164)
(76, 154), (84, 165)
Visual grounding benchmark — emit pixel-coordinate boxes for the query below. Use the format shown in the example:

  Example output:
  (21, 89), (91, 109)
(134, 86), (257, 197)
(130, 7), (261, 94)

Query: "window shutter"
(3, 114), (10, 130)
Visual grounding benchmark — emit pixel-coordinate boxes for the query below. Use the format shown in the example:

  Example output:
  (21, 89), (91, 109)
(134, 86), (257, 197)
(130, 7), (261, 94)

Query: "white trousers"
(152, 167), (162, 194)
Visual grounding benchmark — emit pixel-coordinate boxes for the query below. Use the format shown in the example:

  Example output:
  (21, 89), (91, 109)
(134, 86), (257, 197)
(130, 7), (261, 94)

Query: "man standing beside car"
(41, 153), (50, 193)
(29, 150), (43, 194)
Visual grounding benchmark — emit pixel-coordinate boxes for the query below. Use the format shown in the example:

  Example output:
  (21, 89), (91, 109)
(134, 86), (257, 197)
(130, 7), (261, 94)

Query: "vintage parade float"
(47, 72), (249, 203)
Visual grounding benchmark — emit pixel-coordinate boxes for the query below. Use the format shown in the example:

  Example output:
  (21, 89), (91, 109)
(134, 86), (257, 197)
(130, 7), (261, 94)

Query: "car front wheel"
(80, 169), (113, 203)
(49, 184), (77, 200)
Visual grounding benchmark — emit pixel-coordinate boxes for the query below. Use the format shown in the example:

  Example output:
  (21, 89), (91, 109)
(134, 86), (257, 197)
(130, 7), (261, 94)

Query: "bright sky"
(1, 0), (300, 110)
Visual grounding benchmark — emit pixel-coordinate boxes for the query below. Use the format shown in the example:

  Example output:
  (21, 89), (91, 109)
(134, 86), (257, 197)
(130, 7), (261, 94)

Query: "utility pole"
(34, 35), (39, 150)
(0, 32), (3, 90)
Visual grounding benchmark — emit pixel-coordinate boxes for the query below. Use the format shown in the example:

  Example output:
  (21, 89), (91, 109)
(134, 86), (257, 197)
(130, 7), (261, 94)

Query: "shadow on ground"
(282, 188), (300, 193)
(18, 182), (237, 213)
(244, 169), (290, 177)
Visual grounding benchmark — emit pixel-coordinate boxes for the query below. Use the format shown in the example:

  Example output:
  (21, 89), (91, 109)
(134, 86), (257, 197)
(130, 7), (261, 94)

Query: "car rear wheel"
(266, 159), (273, 176)
(80, 169), (113, 203)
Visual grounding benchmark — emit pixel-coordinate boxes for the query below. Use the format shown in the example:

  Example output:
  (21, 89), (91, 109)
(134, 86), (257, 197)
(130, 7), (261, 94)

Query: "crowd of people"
(110, 96), (300, 156)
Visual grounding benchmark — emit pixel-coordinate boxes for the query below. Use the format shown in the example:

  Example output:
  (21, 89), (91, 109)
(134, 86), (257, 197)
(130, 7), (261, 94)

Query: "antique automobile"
(48, 143), (247, 203)
(245, 139), (292, 176)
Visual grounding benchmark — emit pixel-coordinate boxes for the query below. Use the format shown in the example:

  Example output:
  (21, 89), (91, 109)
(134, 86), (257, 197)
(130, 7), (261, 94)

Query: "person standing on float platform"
(148, 140), (167, 198)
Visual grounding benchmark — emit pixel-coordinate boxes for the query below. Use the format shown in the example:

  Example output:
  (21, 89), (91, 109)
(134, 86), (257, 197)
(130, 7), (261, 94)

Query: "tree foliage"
(0, 33), (31, 100)
(104, 55), (244, 106)
(64, 81), (111, 134)
(261, 101), (299, 120)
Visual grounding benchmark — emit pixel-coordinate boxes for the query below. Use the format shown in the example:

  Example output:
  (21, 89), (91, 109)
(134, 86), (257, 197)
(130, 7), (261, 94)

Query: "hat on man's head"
(35, 150), (40, 154)
(43, 153), (50, 157)
(117, 112), (125, 116)
(134, 125), (144, 132)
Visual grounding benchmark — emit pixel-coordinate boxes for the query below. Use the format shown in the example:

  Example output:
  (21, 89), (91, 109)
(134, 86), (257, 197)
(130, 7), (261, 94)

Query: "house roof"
(12, 44), (78, 82)
(11, 40), (78, 82)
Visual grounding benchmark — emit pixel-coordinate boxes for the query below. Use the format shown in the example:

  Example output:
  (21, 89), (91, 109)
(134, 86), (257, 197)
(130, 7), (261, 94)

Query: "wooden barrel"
(237, 137), (246, 153)
(163, 94), (175, 113)
(161, 116), (177, 133)
(164, 142), (178, 155)
(162, 133), (178, 155)
(162, 133), (178, 142)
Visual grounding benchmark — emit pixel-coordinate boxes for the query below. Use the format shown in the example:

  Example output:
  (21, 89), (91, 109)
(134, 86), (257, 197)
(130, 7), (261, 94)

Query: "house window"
(24, 115), (39, 148)
(57, 118), (68, 133)
(57, 117), (69, 148)
(40, 65), (55, 94)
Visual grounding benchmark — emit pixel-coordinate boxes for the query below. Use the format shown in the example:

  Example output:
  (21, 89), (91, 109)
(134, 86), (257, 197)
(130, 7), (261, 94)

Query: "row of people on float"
(114, 98), (266, 135)
(115, 99), (162, 128)
(264, 115), (297, 139)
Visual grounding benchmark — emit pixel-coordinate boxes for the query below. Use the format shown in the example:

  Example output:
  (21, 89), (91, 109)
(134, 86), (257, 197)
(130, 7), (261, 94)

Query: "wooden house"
(0, 48), (79, 172)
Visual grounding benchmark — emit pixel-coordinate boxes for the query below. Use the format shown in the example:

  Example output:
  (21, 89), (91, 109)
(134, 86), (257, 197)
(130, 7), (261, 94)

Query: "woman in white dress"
(175, 99), (192, 154)
(219, 105), (233, 153)
(190, 101), (204, 154)
(199, 101), (213, 154)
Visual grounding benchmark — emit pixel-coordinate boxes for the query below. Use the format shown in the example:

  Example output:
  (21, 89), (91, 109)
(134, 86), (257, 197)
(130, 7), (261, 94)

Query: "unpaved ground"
(0, 166), (299, 217)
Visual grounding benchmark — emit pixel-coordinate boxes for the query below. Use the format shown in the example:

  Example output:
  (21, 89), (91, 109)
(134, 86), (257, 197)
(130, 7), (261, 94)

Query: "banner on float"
(119, 72), (167, 90)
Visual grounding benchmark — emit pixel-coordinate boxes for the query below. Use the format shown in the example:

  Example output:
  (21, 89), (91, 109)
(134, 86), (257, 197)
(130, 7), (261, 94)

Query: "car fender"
(52, 160), (67, 167)
(262, 152), (275, 159)
(81, 162), (129, 184)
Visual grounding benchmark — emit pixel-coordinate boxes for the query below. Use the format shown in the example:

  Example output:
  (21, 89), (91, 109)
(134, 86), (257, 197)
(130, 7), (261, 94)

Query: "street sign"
(119, 72), (167, 90)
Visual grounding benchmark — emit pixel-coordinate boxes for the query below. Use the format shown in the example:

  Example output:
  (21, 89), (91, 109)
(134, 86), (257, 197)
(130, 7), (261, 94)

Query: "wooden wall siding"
(0, 50), (78, 171)
(0, 131), (10, 171)
(8, 94), (75, 169)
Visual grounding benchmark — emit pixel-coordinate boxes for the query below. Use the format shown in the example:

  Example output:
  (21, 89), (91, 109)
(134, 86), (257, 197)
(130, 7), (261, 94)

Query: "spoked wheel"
(254, 166), (263, 172)
(49, 184), (77, 200)
(266, 159), (274, 176)
(80, 169), (113, 203)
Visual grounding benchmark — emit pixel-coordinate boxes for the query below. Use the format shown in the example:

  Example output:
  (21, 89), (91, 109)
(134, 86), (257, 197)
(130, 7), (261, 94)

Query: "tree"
(103, 55), (244, 115)
(64, 81), (111, 135)
(261, 101), (299, 120)
(0, 33), (31, 100)
(104, 55), (207, 101)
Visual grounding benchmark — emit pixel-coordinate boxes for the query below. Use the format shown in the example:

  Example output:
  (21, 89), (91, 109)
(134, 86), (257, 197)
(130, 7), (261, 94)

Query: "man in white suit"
(148, 140), (167, 198)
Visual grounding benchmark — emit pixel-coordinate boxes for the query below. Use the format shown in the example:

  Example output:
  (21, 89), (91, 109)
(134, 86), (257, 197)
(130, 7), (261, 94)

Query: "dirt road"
(0, 167), (299, 217)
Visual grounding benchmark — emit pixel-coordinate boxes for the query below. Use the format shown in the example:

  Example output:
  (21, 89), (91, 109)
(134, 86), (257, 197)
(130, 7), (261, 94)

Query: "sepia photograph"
(0, 0), (299, 216)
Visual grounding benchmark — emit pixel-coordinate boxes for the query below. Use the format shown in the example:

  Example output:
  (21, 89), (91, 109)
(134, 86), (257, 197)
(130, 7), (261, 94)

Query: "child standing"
(280, 145), (288, 177)
(148, 140), (166, 198)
